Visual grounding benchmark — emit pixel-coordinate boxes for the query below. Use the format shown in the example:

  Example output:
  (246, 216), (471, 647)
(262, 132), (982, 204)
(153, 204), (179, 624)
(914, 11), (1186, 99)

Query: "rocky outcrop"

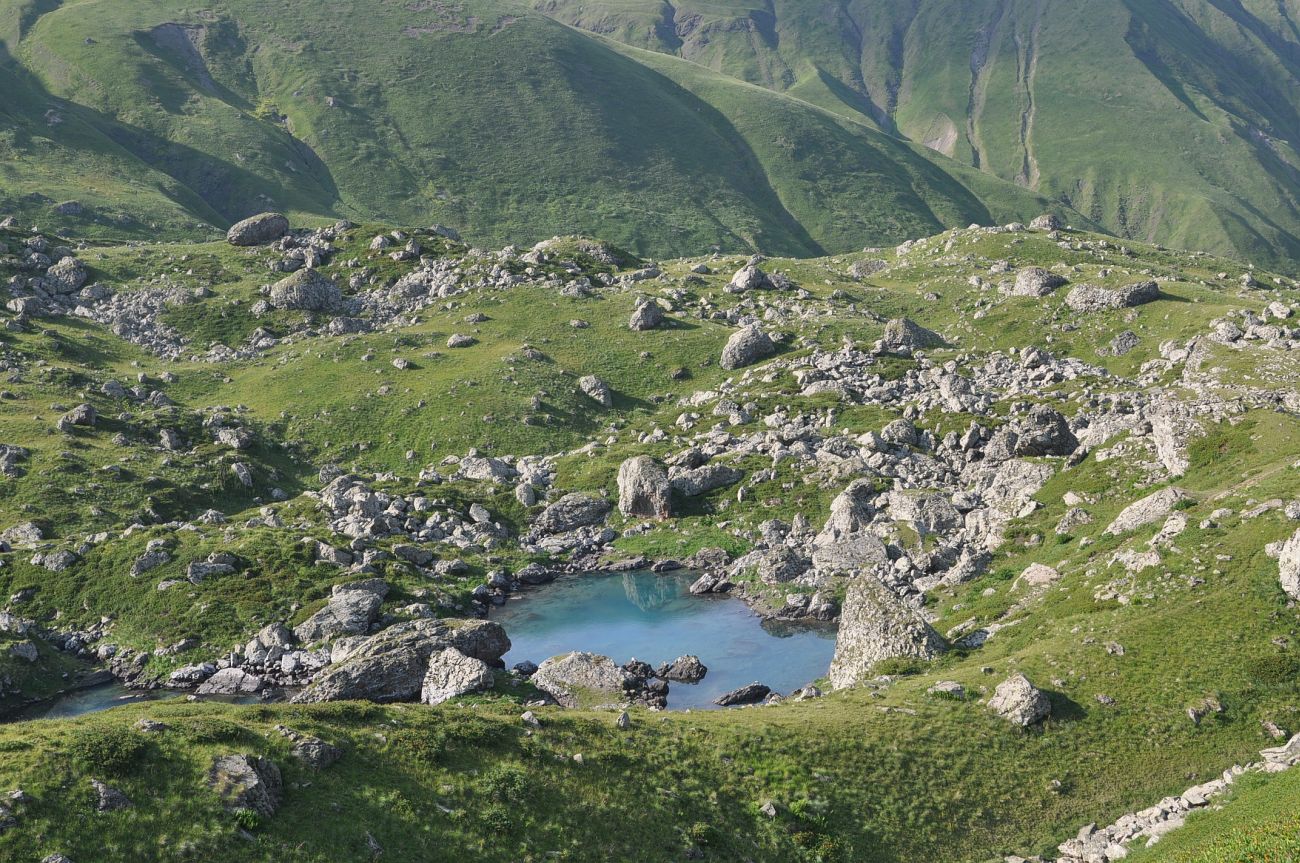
(534, 493), (610, 533)
(879, 318), (946, 353)
(227, 212), (289, 246)
(532, 652), (665, 709)
(293, 579), (389, 643)
(617, 456), (671, 519)
(720, 325), (775, 370)
(987, 673), (1050, 726)
(668, 463), (742, 497)
(829, 575), (946, 689)
(420, 647), (494, 705)
(1009, 267), (1068, 297)
(292, 618), (508, 703)
(1104, 487), (1188, 535)
(268, 268), (342, 312)
(1278, 527), (1300, 601)
(1065, 281), (1159, 312)
(208, 754), (282, 817)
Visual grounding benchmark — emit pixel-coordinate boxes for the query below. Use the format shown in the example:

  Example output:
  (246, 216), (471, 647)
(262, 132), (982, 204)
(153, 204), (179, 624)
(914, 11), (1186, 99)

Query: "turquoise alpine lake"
(492, 570), (836, 709)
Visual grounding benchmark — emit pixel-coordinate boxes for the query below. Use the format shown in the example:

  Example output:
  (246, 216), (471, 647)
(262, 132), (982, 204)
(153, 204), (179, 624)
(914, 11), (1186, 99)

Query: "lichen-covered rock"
(668, 463), (743, 497)
(578, 374), (613, 407)
(268, 268), (342, 312)
(227, 212), (289, 246)
(44, 257), (88, 294)
(617, 455), (671, 519)
(879, 318), (946, 353)
(207, 754), (282, 817)
(532, 652), (636, 709)
(720, 325), (775, 370)
(534, 493), (610, 533)
(420, 647), (494, 705)
(1104, 487), (1188, 535)
(987, 673), (1051, 726)
(1278, 527), (1300, 601)
(829, 575), (946, 689)
(293, 580), (388, 643)
(1009, 267), (1068, 297)
(629, 300), (664, 331)
(1065, 280), (1159, 312)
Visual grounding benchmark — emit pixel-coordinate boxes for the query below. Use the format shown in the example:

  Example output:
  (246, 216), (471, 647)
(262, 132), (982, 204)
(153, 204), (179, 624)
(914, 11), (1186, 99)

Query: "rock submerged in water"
(656, 654), (707, 683)
(226, 212), (289, 246)
(828, 574), (946, 690)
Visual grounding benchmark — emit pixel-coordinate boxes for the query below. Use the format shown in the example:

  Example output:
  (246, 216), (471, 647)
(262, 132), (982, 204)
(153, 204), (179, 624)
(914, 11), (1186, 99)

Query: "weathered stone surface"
(720, 325), (776, 370)
(1009, 267), (1068, 297)
(292, 618), (507, 703)
(293, 580), (388, 643)
(656, 655), (707, 683)
(420, 647), (494, 705)
(534, 493), (610, 533)
(207, 754), (282, 817)
(829, 575), (946, 689)
(44, 257), (88, 294)
(227, 212), (289, 246)
(629, 300), (664, 331)
(291, 737), (342, 769)
(1278, 527), (1300, 601)
(1030, 213), (1062, 231)
(578, 375), (613, 407)
(726, 264), (769, 293)
(532, 652), (635, 708)
(880, 318), (946, 353)
(617, 455), (671, 519)
(988, 673), (1051, 726)
(1065, 280), (1159, 312)
(269, 268), (342, 313)
(714, 682), (770, 706)
(1014, 563), (1061, 590)
(91, 779), (132, 812)
(668, 463), (743, 496)
(196, 667), (264, 695)
(1104, 487), (1188, 535)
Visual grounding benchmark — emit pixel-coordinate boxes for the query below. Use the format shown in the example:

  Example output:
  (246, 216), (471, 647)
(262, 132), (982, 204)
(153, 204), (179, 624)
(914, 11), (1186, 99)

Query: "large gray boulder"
(1010, 405), (1078, 457)
(269, 268), (342, 312)
(880, 318), (946, 353)
(44, 257), (88, 294)
(987, 673), (1051, 726)
(532, 652), (636, 709)
(534, 493), (610, 533)
(1009, 267), (1068, 297)
(420, 647), (494, 705)
(828, 575), (946, 689)
(1278, 527), (1300, 601)
(618, 456), (672, 519)
(227, 212), (289, 246)
(196, 668), (263, 695)
(293, 580), (388, 643)
(207, 754), (282, 817)
(726, 264), (769, 294)
(1104, 487), (1188, 535)
(578, 375), (613, 407)
(669, 463), (743, 497)
(629, 300), (664, 331)
(292, 618), (508, 703)
(720, 325), (775, 370)
(1065, 281), (1159, 312)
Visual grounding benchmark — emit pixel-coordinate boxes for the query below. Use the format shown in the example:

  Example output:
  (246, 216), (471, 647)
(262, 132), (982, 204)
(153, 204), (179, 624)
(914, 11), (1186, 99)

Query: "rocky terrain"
(0, 210), (1298, 862)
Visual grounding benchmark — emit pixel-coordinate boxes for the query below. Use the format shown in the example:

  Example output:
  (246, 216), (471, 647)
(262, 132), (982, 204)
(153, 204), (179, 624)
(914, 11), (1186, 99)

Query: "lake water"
(17, 682), (165, 720)
(492, 570), (836, 709)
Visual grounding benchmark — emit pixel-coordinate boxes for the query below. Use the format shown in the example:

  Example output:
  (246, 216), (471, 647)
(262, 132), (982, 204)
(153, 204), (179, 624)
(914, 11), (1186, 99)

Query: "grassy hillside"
(539, 0), (1300, 270)
(0, 0), (1067, 258)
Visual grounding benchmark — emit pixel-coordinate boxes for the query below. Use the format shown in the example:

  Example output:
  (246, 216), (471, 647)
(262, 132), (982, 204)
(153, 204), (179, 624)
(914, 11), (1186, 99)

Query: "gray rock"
(1065, 281), (1159, 312)
(578, 374), (613, 407)
(90, 779), (132, 812)
(987, 673), (1051, 726)
(0, 521), (43, 548)
(1030, 213), (1062, 231)
(227, 213), (289, 246)
(64, 403), (96, 427)
(196, 667), (264, 695)
(720, 325), (775, 370)
(1010, 267), (1068, 297)
(1011, 405), (1078, 456)
(44, 257), (88, 294)
(207, 754), (282, 817)
(534, 493), (610, 533)
(532, 651), (636, 709)
(714, 682), (770, 706)
(617, 455), (671, 519)
(293, 618), (508, 703)
(447, 333), (475, 348)
(1104, 487), (1188, 535)
(1278, 527), (1300, 601)
(656, 655), (707, 683)
(828, 575), (946, 689)
(269, 268), (342, 313)
(629, 300), (664, 331)
(726, 264), (769, 293)
(669, 463), (743, 496)
(290, 737), (342, 769)
(293, 581), (388, 643)
(880, 318), (945, 353)
(420, 646), (494, 705)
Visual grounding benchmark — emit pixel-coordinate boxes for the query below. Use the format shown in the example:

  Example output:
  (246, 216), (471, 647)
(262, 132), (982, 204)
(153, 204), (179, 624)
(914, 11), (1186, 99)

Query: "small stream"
(492, 570), (835, 709)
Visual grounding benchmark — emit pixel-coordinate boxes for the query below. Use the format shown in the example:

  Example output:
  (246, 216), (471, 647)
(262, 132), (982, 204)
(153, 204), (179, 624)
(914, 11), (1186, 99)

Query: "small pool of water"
(492, 571), (835, 709)
(19, 682), (165, 721)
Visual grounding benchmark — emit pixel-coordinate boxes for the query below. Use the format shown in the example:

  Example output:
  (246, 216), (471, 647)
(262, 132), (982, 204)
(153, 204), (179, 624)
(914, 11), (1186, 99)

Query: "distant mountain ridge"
(1, 0), (1298, 268)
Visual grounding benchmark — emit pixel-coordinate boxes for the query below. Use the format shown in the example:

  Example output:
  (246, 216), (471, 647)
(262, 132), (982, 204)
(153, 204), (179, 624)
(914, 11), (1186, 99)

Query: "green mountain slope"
(0, 0), (1069, 257)
(538, 0), (1300, 269)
